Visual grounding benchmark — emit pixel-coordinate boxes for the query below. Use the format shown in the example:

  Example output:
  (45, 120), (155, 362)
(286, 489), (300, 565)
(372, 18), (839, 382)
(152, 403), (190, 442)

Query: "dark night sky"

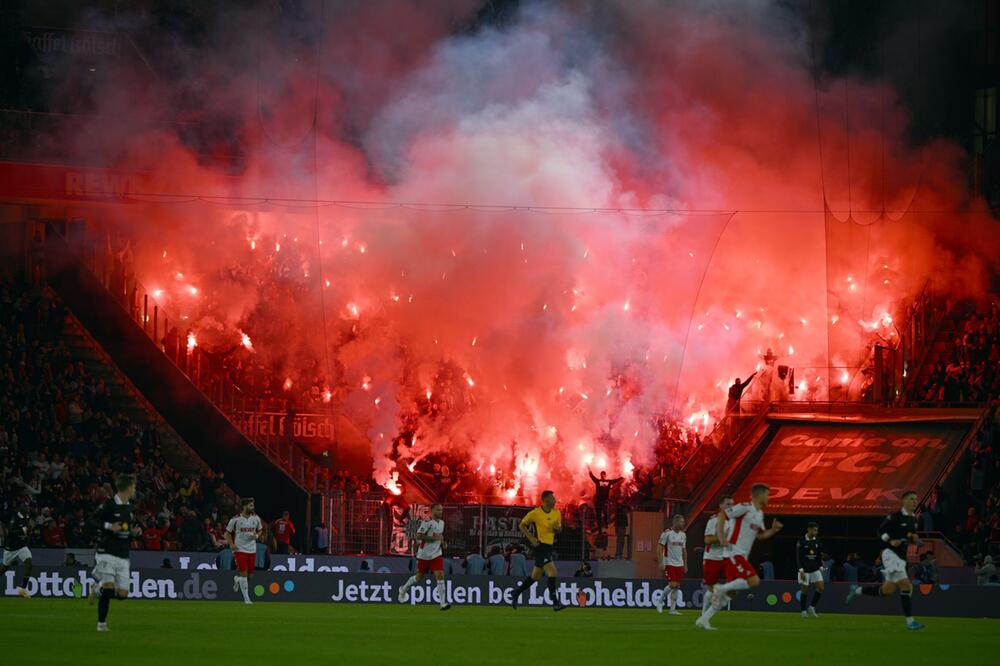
(0, 0), (986, 149)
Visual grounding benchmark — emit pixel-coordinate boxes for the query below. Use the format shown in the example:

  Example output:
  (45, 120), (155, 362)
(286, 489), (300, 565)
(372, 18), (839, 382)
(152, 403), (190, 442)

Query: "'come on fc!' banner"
(732, 421), (969, 515)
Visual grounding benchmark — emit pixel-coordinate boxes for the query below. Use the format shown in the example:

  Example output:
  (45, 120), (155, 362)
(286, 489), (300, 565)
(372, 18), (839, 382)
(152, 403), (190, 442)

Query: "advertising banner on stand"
(732, 421), (969, 514)
(5, 568), (998, 618)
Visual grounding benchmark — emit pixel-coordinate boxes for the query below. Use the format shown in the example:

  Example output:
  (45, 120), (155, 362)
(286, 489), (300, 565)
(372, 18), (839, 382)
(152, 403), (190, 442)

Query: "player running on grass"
(845, 490), (926, 631)
(696, 483), (782, 631)
(92, 474), (139, 631)
(398, 502), (451, 610)
(511, 490), (567, 611)
(1, 504), (33, 598)
(700, 495), (733, 614)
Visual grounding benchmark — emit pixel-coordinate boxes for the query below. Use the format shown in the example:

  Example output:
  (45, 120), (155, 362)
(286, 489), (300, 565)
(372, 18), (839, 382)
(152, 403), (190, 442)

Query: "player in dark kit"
(796, 521), (824, 618)
(846, 490), (926, 630)
(91, 474), (138, 632)
(1, 505), (34, 597)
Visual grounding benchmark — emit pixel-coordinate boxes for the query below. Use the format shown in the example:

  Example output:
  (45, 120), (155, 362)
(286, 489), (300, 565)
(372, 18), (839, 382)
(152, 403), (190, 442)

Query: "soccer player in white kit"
(696, 483), (782, 630)
(397, 503), (451, 610)
(701, 495), (734, 613)
(654, 514), (687, 615)
(226, 498), (262, 605)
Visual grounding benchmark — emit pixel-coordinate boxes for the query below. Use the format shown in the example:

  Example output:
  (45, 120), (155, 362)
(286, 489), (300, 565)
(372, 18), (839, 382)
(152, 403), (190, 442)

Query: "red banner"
(732, 421), (969, 515)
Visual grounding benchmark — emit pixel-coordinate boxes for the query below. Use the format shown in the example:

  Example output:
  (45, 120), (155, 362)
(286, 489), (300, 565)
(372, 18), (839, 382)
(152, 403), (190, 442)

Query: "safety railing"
(59, 229), (323, 492)
(330, 497), (610, 565)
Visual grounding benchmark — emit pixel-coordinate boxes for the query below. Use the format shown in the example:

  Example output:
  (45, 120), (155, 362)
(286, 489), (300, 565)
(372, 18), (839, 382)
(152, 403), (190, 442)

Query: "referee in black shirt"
(796, 521), (824, 618)
(846, 490), (926, 630)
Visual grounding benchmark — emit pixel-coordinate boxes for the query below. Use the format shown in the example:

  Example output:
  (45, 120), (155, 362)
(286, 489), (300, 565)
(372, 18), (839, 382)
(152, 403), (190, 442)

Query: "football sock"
(801, 589), (808, 611)
(900, 590), (913, 619)
(98, 587), (113, 622)
(669, 588), (678, 611)
(701, 604), (720, 621)
(238, 576), (250, 602)
(811, 590), (822, 608)
(547, 576), (559, 604)
(516, 576), (536, 601)
(401, 575), (417, 593)
(702, 588), (713, 612)
(436, 580), (447, 607)
(716, 578), (749, 594)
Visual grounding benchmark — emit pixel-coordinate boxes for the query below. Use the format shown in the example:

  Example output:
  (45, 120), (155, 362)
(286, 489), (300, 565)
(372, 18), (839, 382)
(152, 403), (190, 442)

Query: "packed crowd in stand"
(916, 298), (1000, 403)
(0, 279), (299, 557)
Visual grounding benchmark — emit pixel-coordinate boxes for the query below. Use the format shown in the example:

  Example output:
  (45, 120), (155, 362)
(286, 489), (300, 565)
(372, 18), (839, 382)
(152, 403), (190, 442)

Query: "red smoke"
(64, 1), (997, 500)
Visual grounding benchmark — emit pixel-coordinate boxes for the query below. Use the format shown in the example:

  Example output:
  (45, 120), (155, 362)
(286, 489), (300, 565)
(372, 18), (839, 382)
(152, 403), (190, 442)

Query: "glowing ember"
(384, 477), (402, 496)
(282, 377), (293, 391)
(322, 388), (332, 403)
(240, 331), (253, 350)
(841, 370), (850, 384)
(347, 302), (360, 318)
(188, 285), (198, 295)
(152, 289), (163, 299)
(361, 376), (372, 391)
(186, 333), (197, 352)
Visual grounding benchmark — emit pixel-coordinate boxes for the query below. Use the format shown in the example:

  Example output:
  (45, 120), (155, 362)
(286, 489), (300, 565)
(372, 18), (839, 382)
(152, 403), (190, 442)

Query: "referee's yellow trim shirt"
(521, 507), (561, 545)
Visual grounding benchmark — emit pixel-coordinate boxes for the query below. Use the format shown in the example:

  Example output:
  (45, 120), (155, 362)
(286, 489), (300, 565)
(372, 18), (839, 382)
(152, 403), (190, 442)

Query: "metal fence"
(327, 497), (664, 566)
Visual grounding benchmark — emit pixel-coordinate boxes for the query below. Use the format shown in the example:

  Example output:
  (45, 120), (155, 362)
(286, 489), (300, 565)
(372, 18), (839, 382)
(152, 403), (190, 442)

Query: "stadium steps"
(44, 231), (310, 528)
(911, 307), (971, 389)
(679, 409), (776, 521)
(59, 308), (238, 512)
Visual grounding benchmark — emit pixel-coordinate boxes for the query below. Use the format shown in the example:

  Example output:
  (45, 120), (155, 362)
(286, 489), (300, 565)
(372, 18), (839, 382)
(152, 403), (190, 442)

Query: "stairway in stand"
(912, 302), (975, 397)
(59, 306), (238, 513)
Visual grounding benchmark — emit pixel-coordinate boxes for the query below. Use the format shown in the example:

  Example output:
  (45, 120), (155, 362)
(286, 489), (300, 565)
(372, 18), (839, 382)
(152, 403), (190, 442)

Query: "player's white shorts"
(94, 553), (131, 590)
(2, 547), (32, 567)
(798, 569), (824, 585)
(880, 549), (908, 583)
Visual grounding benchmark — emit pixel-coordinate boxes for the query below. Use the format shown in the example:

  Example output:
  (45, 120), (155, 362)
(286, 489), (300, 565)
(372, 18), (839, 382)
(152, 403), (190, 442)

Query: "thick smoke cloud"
(59, 0), (998, 499)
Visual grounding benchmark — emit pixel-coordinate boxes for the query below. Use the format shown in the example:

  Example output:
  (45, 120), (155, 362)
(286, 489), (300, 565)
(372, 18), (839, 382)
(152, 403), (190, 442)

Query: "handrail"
(922, 406), (990, 508)
(676, 404), (773, 504)
(48, 227), (318, 492)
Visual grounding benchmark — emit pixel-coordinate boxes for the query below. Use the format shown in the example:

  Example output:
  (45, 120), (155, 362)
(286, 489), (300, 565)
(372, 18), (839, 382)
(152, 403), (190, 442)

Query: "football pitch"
(6, 599), (997, 666)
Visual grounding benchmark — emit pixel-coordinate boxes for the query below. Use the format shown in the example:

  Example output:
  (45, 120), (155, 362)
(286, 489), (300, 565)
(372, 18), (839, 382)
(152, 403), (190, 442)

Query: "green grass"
(5, 599), (997, 666)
